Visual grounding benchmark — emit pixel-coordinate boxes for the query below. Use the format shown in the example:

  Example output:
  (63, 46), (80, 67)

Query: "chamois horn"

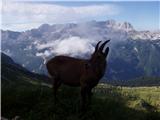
(95, 41), (102, 52)
(99, 40), (110, 52)
(105, 47), (109, 57)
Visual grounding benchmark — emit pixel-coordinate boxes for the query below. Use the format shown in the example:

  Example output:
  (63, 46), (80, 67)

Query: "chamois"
(46, 40), (110, 108)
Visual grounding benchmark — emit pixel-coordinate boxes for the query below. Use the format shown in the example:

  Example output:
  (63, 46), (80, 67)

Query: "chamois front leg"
(87, 87), (93, 105)
(80, 85), (93, 111)
(52, 76), (61, 103)
(80, 85), (87, 111)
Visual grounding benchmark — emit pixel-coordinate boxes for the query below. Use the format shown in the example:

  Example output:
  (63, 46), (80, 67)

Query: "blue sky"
(2, 0), (159, 31)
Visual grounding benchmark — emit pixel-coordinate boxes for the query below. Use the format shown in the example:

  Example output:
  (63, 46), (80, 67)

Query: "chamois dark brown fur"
(46, 40), (110, 109)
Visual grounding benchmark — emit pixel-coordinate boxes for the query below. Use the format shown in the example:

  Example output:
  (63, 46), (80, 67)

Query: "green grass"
(2, 81), (160, 120)
(119, 86), (160, 111)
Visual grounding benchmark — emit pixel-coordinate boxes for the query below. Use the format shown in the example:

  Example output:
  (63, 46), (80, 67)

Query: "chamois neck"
(88, 58), (106, 78)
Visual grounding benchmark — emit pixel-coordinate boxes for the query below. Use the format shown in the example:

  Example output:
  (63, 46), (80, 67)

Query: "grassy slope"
(104, 77), (160, 86)
(120, 87), (160, 111)
(2, 79), (160, 120)
(96, 84), (160, 111)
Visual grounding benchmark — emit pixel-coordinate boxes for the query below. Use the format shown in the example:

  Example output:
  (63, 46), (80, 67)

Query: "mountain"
(1, 52), (50, 85)
(1, 20), (160, 80)
(105, 20), (134, 32)
(106, 39), (160, 80)
(1, 52), (159, 87)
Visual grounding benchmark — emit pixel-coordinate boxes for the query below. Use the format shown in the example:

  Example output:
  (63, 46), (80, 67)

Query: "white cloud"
(35, 36), (96, 58)
(2, 1), (120, 31)
(53, 37), (94, 56)
(36, 41), (55, 50)
(36, 50), (51, 57)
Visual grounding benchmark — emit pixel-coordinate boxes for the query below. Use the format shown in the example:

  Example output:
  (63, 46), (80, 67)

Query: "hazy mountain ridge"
(1, 52), (50, 84)
(1, 20), (160, 80)
(1, 52), (160, 87)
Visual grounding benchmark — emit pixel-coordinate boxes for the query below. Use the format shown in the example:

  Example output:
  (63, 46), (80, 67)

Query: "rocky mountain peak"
(119, 22), (134, 32)
(105, 20), (134, 32)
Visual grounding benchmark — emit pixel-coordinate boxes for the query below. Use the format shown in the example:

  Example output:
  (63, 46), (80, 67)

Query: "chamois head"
(90, 40), (110, 65)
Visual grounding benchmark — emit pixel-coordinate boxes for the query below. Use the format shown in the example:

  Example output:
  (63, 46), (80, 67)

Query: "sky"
(1, 0), (160, 31)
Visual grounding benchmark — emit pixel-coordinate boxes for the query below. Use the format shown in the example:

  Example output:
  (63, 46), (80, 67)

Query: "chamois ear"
(105, 47), (109, 57)
(95, 41), (101, 52)
(99, 40), (110, 52)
